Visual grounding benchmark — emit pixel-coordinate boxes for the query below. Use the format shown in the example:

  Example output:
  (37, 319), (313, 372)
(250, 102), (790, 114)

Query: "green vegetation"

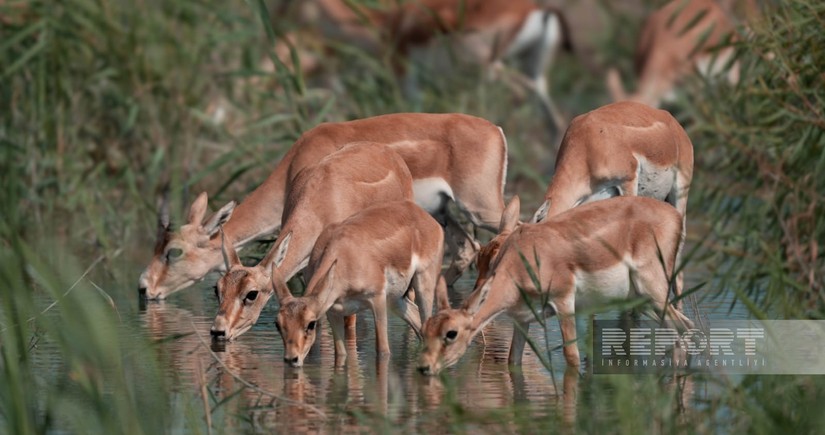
(685, 0), (825, 318)
(1, 0), (823, 433)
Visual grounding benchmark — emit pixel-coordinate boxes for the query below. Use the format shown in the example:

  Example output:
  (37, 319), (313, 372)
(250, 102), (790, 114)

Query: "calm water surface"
(123, 256), (748, 432)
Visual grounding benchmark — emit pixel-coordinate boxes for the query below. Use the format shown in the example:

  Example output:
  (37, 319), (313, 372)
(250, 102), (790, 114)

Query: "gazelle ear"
(500, 196), (521, 233)
(204, 201), (236, 236)
(154, 188), (171, 253)
(316, 260), (338, 307)
(220, 227), (241, 270)
(271, 263), (293, 305)
(465, 277), (493, 316)
(435, 275), (451, 311)
(270, 232), (292, 268)
(188, 192), (209, 226)
(531, 199), (550, 223)
(157, 188), (171, 231)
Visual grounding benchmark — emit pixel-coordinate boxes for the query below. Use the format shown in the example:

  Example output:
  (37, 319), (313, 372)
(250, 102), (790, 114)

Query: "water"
(121, 256), (748, 432)
(134, 276), (561, 432)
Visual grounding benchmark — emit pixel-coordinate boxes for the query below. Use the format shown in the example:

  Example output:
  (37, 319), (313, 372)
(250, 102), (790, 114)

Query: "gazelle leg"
(372, 296), (391, 357)
(327, 312), (349, 367)
(509, 321), (530, 366)
(344, 314), (356, 339)
(617, 175), (639, 198)
(556, 297), (580, 367)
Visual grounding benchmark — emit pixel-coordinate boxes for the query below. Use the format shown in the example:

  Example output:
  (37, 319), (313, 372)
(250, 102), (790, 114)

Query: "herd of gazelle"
(279, 0), (573, 128)
(280, 0), (738, 112)
(140, 101), (694, 372)
(139, 0), (745, 373)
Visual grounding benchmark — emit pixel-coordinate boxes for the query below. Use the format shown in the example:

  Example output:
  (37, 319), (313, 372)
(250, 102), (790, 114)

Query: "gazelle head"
(474, 196), (521, 289)
(139, 192), (235, 300)
(209, 232), (292, 341)
(272, 261), (337, 368)
(418, 279), (493, 376)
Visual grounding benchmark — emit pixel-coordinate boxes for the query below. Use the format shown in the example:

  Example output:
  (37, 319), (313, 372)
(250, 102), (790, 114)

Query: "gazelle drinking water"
(139, 112), (507, 300)
(271, 200), (448, 367)
(418, 196), (694, 375)
(210, 142), (414, 341)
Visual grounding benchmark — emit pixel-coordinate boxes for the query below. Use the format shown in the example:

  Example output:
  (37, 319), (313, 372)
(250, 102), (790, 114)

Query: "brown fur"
(474, 103), (693, 306)
(541, 101), (694, 219)
(419, 196), (694, 375)
(607, 0), (738, 107)
(139, 112), (506, 299)
(473, 196), (521, 290)
(211, 142), (416, 341)
(273, 201), (446, 366)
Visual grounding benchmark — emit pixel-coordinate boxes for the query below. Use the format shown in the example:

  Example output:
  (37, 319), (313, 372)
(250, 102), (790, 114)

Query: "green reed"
(683, 0), (824, 318)
(1, 0), (824, 432)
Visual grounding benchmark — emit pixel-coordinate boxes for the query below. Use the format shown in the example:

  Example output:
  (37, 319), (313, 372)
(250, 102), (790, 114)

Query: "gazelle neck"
(264, 220), (321, 282)
(467, 281), (512, 333)
(209, 163), (289, 251)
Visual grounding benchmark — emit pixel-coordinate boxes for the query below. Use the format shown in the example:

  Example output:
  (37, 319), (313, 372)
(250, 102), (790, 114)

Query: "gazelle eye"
(167, 248), (183, 261)
(307, 320), (317, 331)
(245, 290), (259, 303)
(445, 330), (458, 341)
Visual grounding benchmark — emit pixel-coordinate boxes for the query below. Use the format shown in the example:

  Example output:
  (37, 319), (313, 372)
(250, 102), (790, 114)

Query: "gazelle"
(526, 101), (693, 304)
(139, 112), (507, 300)
(210, 142), (414, 341)
(282, 0), (573, 128)
(606, 0), (739, 108)
(531, 101), (694, 224)
(418, 196), (694, 375)
(388, 0), (573, 128)
(271, 200), (448, 367)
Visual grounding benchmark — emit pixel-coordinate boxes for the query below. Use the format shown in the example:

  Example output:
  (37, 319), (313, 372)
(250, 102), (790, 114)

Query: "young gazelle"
(271, 200), (448, 367)
(139, 112), (507, 300)
(210, 142), (413, 341)
(606, 0), (739, 108)
(418, 196), (694, 375)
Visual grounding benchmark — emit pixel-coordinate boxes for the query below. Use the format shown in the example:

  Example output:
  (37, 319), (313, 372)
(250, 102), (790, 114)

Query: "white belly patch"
(574, 263), (632, 308)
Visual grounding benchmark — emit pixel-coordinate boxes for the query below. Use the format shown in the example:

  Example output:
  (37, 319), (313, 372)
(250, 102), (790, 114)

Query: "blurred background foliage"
(1, 0), (823, 433)
(684, 0), (824, 317)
